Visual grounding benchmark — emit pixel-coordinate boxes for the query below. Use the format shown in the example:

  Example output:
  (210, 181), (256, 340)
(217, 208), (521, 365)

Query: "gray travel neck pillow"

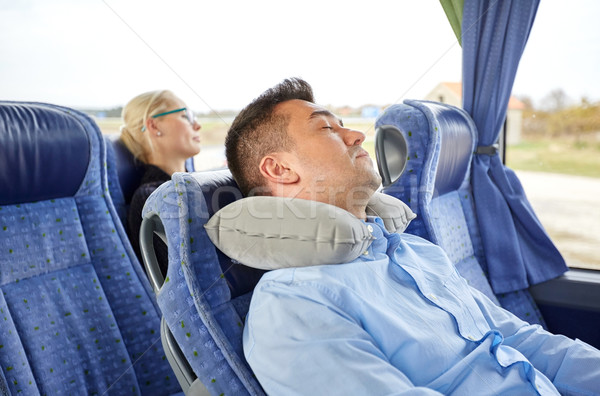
(204, 192), (416, 270)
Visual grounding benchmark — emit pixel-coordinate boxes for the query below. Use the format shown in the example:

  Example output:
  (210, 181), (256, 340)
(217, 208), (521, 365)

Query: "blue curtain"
(461, 0), (568, 294)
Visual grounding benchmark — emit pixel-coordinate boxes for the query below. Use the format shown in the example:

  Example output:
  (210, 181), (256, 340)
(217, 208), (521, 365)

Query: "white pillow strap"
(366, 192), (417, 233)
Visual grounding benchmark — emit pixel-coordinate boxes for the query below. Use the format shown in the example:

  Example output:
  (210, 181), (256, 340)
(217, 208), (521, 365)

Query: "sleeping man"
(223, 78), (600, 395)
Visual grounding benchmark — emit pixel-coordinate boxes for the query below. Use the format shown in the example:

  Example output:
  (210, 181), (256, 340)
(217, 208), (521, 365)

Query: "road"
(516, 171), (600, 270)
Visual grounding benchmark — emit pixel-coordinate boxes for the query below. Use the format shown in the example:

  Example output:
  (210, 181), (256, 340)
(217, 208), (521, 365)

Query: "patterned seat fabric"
(375, 100), (545, 326)
(143, 169), (266, 395)
(0, 101), (180, 395)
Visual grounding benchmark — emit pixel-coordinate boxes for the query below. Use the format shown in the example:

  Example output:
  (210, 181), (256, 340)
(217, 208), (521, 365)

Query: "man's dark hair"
(225, 77), (314, 196)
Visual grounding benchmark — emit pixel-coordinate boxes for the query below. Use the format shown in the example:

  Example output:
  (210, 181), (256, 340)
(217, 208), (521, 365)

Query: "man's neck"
(346, 205), (368, 220)
(268, 183), (372, 220)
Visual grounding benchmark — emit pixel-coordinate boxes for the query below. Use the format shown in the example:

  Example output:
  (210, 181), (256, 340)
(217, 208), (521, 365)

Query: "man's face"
(275, 99), (381, 208)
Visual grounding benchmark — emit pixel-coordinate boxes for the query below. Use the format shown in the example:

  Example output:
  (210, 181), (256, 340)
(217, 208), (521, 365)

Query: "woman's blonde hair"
(119, 90), (176, 163)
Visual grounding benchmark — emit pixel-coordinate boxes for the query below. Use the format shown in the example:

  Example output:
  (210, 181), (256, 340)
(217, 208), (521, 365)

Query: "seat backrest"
(105, 134), (146, 207)
(104, 135), (128, 223)
(104, 134), (195, 209)
(375, 100), (545, 326)
(0, 101), (180, 395)
(142, 169), (266, 395)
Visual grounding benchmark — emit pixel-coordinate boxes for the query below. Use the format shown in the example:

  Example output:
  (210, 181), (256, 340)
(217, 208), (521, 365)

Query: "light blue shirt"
(243, 217), (600, 395)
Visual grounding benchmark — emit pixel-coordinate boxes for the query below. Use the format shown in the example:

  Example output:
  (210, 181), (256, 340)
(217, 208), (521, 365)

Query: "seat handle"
(375, 125), (408, 187)
(140, 212), (167, 293)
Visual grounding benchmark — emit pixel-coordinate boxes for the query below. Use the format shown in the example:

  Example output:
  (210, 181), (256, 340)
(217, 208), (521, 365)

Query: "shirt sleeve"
(469, 286), (600, 395)
(243, 279), (443, 396)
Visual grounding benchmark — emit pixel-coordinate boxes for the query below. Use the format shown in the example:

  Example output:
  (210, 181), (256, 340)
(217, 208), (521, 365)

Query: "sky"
(1, 0), (599, 113)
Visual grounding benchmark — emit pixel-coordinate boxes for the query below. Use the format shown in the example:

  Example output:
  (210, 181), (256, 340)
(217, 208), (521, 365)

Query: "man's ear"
(259, 153), (299, 184)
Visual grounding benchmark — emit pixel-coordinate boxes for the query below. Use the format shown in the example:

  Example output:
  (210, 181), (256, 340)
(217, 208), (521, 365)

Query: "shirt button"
(467, 335), (476, 341)
(362, 250), (369, 256)
(367, 225), (374, 233)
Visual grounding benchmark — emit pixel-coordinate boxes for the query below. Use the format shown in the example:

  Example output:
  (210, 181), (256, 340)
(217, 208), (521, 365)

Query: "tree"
(541, 89), (569, 112)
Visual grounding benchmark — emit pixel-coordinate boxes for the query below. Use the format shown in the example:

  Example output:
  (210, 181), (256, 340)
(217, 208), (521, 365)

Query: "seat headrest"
(190, 169), (242, 216)
(106, 135), (146, 204)
(0, 102), (91, 205)
(376, 100), (477, 197)
(143, 169), (264, 298)
(107, 134), (197, 204)
(411, 101), (476, 196)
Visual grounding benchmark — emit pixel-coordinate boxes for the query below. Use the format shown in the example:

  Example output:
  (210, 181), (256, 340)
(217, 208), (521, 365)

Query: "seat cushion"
(429, 192), (498, 303)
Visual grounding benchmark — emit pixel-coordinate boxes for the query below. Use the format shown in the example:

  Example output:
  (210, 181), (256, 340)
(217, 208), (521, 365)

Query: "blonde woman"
(120, 90), (201, 272)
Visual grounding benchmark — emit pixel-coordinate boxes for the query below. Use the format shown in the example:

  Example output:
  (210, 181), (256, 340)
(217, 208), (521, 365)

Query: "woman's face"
(152, 96), (202, 160)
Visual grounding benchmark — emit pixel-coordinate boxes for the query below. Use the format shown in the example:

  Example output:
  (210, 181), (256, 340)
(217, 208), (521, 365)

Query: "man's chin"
(362, 159), (382, 184)
(366, 170), (383, 191)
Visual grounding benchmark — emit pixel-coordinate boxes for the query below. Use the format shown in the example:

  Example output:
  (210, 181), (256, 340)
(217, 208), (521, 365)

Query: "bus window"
(510, 0), (600, 271)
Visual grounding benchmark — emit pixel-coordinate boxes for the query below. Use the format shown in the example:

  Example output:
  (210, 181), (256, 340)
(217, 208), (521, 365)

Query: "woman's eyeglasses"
(152, 107), (195, 124)
(141, 107), (195, 131)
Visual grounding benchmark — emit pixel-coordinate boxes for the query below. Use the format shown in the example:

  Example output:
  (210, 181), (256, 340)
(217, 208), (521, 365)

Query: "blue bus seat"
(141, 170), (266, 395)
(103, 133), (196, 225)
(375, 100), (546, 326)
(0, 101), (181, 395)
(104, 135), (129, 223)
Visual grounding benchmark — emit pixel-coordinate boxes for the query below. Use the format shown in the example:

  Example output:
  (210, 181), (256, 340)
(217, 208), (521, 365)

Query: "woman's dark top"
(127, 164), (171, 277)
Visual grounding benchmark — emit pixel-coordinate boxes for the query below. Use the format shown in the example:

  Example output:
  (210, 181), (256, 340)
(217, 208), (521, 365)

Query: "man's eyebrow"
(309, 109), (344, 126)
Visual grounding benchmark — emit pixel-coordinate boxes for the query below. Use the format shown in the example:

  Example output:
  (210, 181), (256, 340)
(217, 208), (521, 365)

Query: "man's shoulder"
(397, 232), (449, 257)
(257, 265), (341, 286)
(255, 259), (389, 299)
(249, 263), (379, 320)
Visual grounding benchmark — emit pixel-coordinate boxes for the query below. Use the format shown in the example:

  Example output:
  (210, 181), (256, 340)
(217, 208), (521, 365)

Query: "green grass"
(506, 138), (600, 178)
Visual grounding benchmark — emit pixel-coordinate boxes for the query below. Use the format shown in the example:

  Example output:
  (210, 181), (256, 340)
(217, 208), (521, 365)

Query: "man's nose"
(341, 128), (366, 146)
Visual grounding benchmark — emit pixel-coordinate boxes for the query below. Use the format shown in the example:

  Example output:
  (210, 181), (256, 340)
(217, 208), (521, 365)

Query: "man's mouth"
(355, 149), (370, 159)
